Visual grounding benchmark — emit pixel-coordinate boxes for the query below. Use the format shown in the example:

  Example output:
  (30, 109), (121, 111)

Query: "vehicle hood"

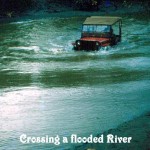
(80, 37), (110, 44)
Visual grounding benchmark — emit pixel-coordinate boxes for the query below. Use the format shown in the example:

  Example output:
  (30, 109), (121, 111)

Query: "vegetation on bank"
(0, 0), (35, 16)
(0, 0), (149, 17)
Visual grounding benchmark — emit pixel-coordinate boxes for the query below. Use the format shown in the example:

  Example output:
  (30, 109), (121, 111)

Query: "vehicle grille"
(80, 40), (97, 51)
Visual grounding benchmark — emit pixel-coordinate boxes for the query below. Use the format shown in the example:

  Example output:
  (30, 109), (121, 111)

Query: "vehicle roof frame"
(83, 16), (122, 26)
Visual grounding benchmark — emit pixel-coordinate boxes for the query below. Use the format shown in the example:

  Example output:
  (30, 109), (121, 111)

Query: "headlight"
(96, 42), (99, 46)
(77, 41), (80, 45)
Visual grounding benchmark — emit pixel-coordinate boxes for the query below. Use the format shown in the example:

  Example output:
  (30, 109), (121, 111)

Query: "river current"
(0, 14), (150, 150)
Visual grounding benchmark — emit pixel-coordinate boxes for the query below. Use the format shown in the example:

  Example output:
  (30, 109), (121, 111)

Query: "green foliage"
(0, 0), (149, 17)
(0, 0), (35, 16)
(74, 0), (99, 11)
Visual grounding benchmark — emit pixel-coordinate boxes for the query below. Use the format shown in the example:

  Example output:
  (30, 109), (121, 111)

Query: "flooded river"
(0, 14), (150, 150)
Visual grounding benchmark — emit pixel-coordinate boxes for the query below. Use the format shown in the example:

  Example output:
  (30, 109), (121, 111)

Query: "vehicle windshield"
(82, 25), (110, 33)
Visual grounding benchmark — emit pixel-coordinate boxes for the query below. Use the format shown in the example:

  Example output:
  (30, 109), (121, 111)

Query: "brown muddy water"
(0, 14), (150, 150)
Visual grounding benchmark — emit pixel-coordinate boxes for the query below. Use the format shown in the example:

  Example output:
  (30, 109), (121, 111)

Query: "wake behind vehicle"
(73, 16), (122, 51)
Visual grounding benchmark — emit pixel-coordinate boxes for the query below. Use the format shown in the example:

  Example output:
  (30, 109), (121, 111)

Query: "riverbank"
(75, 112), (150, 150)
(0, 2), (148, 23)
